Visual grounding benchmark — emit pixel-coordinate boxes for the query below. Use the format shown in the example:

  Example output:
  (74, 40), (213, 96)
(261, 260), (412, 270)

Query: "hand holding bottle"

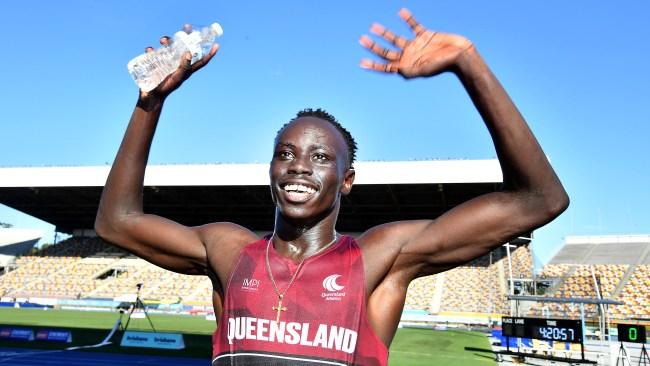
(127, 22), (223, 92)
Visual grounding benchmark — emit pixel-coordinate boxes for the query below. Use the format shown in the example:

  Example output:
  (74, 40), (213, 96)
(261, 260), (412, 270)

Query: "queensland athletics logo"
(321, 274), (346, 301)
(323, 274), (344, 291)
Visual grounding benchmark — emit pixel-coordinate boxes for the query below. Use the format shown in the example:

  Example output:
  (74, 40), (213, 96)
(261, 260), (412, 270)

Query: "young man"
(96, 9), (568, 366)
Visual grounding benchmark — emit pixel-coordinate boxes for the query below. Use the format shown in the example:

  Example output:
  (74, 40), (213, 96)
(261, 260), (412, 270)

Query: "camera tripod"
(616, 342), (650, 366)
(120, 283), (156, 332)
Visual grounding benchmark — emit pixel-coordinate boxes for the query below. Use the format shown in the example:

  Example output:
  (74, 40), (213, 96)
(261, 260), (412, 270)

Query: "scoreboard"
(617, 324), (647, 343)
(502, 317), (583, 343)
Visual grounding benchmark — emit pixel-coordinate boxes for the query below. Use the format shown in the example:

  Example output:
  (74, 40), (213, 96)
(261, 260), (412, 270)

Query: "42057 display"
(502, 317), (583, 343)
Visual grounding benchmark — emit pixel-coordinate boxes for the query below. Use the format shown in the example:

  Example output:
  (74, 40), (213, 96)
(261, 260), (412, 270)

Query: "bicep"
(96, 213), (209, 275)
(389, 191), (540, 277)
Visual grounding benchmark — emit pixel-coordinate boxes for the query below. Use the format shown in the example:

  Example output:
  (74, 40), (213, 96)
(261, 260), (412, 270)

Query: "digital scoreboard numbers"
(531, 322), (579, 342)
(502, 317), (583, 343)
(617, 324), (647, 343)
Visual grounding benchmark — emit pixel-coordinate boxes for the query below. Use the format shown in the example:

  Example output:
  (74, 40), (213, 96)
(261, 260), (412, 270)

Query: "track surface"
(0, 347), (208, 366)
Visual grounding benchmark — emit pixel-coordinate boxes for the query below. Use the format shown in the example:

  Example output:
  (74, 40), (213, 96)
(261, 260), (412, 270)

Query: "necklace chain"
(265, 233), (339, 302)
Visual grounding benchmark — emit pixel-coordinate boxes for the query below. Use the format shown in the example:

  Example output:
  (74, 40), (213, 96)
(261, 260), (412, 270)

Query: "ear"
(340, 168), (356, 196)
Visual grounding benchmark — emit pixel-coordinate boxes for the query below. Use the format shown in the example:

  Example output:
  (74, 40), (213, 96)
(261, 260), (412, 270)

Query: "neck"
(272, 207), (340, 261)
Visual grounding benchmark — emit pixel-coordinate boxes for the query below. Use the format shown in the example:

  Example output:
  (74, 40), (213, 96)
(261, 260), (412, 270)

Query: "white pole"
(506, 243), (515, 315)
(590, 266), (606, 341)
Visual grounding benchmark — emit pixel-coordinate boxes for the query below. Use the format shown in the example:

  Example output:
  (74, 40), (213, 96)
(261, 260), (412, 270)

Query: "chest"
(225, 245), (364, 325)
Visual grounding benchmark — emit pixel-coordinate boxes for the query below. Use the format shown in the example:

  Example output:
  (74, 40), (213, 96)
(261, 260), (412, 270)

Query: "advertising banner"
(35, 329), (72, 342)
(120, 331), (185, 350)
(0, 327), (35, 341)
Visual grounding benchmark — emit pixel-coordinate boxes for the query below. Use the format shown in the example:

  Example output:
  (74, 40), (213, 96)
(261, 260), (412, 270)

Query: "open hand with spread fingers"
(360, 9), (474, 78)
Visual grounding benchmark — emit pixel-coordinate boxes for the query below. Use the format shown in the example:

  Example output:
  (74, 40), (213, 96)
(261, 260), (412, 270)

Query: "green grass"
(0, 308), (214, 358)
(389, 328), (496, 366)
(0, 308), (216, 334)
(0, 308), (496, 365)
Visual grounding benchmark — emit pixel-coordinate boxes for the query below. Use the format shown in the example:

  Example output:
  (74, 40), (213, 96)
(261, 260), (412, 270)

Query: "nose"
(287, 155), (312, 175)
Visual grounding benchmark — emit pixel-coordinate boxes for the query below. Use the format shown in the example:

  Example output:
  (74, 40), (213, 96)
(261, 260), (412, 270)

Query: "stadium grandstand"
(0, 161), (527, 310)
(527, 235), (650, 322)
(1, 163), (648, 335)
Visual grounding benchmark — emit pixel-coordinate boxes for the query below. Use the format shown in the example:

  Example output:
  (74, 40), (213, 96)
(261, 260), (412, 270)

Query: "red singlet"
(212, 235), (388, 365)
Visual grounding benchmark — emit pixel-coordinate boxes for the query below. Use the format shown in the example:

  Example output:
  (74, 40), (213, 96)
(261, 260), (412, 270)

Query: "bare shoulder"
(357, 221), (440, 344)
(196, 222), (259, 284)
(357, 219), (438, 260)
(356, 224), (401, 295)
(356, 220), (434, 293)
(197, 222), (259, 248)
(356, 222), (402, 254)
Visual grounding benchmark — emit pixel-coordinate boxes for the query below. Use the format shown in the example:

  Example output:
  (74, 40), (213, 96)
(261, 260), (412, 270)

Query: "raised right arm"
(95, 45), (255, 277)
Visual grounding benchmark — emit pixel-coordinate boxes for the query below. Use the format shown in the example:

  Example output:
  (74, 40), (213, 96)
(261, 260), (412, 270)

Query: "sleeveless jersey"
(212, 235), (388, 365)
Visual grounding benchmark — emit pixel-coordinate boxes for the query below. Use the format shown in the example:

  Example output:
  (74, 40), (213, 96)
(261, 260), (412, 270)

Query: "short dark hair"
(276, 108), (357, 168)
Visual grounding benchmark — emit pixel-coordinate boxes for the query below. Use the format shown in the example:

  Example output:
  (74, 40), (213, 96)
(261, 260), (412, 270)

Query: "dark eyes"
(275, 151), (330, 163)
(278, 151), (294, 159)
(312, 153), (328, 162)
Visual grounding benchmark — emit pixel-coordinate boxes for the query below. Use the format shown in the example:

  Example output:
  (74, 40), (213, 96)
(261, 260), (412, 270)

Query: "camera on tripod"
(119, 282), (156, 332)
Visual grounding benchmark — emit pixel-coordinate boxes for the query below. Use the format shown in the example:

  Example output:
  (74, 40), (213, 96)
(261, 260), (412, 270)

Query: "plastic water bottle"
(127, 22), (223, 92)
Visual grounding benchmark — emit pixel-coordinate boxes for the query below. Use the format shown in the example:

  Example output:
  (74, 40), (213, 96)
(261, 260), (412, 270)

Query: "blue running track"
(0, 347), (208, 365)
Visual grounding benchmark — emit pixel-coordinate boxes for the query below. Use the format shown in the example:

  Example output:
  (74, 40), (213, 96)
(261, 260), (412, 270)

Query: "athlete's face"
(269, 117), (355, 223)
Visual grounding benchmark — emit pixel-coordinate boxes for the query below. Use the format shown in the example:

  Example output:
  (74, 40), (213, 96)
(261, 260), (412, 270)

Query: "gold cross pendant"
(272, 294), (287, 323)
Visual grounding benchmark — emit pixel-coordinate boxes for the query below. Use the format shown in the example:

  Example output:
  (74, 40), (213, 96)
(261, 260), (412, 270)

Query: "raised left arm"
(358, 9), (569, 283)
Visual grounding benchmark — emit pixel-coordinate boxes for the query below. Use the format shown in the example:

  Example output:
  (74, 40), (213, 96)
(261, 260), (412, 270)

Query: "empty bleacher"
(404, 244), (531, 315)
(0, 237), (214, 304)
(610, 264), (650, 318)
(2, 234), (649, 321)
(527, 235), (650, 320)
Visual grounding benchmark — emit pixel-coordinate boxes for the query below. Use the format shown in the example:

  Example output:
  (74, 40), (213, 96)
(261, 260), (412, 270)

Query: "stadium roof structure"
(507, 295), (624, 305)
(0, 228), (42, 266)
(0, 228), (42, 248)
(0, 160), (527, 241)
(549, 235), (650, 265)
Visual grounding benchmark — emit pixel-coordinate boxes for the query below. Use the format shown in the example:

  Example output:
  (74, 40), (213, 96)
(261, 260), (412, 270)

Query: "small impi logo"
(322, 274), (345, 292)
(241, 278), (261, 292)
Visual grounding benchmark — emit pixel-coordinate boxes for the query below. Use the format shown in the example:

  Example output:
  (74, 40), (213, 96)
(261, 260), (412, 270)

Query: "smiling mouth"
(281, 183), (317, 203)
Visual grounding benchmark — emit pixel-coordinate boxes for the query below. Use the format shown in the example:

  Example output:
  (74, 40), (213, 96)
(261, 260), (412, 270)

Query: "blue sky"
(0, 1), (648, 266)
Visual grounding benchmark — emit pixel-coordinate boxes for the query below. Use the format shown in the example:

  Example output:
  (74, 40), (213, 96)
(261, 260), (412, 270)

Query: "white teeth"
(283, 184), (316, 194)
